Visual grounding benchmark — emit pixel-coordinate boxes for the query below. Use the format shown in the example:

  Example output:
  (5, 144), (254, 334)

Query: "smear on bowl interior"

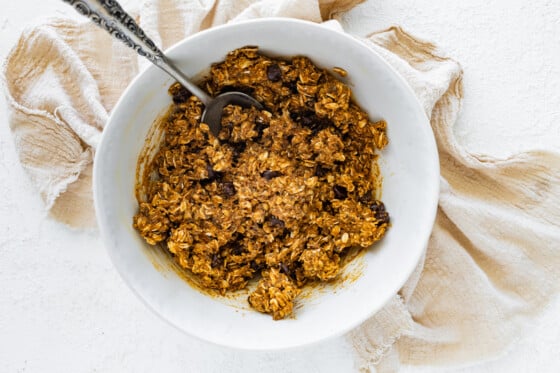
(133, 47), (390, 320)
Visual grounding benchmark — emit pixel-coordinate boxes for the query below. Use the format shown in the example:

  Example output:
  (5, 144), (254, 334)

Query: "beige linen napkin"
(3, 0), (560, 371)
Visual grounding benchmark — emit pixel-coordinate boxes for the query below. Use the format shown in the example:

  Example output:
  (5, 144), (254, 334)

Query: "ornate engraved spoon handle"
(61, 0), (212, 104)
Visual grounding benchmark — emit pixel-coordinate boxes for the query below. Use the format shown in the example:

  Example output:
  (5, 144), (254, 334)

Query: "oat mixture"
(133, 47), (390, 320)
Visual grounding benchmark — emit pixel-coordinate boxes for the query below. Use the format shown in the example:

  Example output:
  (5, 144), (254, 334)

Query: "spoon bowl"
(201, 92), (264, 135)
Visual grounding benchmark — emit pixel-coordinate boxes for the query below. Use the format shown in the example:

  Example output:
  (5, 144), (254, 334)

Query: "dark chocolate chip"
(333, 185), (348, 199)
(359, 191), (375, 205)
(279, 262), (291, 276)
(375, 211), (390, 225)
(315, 165), (329, 177)
(206, 163), (217, 179)
(220, 182), (236, 197)
(315, 119), (335, 135)
(261, 170), (283, 180)
(290, 110), (334, 135)
(211, 253), (222, 268)
(250, 261), (265, 272)
(231, 244), (244, 256)
(201, 163), (224, 186)
(289, 111), (300, 122)
(267, 64), (282, 82)
(269, 216), (285, 229)
(301, 115), (313, 127)
(230, 142), (246, 163)
(205, 163), (224, 181)
(254, 116), (269, 140)
(285, 80), (298, 94)
(279, 228), (290, 239)
(322, 200), (334, 213)
(190, 146), (203, 154)
(369, 201), (386, 213)
(171, 85), (192, 104)
(370, 201), (390, 225)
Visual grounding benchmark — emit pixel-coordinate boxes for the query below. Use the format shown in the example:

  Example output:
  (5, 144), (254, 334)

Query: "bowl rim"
(93, 17), (440, 350)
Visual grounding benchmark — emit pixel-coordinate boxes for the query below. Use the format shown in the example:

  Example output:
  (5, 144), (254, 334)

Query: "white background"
(1, 1), (559, 372)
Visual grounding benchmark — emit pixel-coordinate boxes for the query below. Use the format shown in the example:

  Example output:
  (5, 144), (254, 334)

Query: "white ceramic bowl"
(94, 18), (439, 350)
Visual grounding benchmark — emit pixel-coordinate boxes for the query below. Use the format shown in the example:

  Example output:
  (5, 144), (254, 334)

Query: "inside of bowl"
(94, 18), (439, 350)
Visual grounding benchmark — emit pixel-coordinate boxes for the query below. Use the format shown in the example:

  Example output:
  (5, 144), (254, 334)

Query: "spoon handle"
(61, 0), (212, 104)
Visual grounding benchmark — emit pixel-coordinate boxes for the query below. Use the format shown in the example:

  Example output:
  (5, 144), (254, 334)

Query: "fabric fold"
(349, 26), (560, 371)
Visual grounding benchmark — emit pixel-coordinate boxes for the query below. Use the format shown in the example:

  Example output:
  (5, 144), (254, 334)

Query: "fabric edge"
(1, 25), (94, 210)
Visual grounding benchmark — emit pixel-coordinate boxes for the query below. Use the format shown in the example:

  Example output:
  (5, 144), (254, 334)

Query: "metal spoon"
(62, 0), (262, 136)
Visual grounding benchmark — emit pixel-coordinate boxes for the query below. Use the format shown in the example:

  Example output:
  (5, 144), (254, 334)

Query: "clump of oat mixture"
(133, 47), (390, 320)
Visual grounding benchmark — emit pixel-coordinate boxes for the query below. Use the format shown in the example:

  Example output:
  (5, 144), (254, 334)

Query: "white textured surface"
(1, 1), (559, 372)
